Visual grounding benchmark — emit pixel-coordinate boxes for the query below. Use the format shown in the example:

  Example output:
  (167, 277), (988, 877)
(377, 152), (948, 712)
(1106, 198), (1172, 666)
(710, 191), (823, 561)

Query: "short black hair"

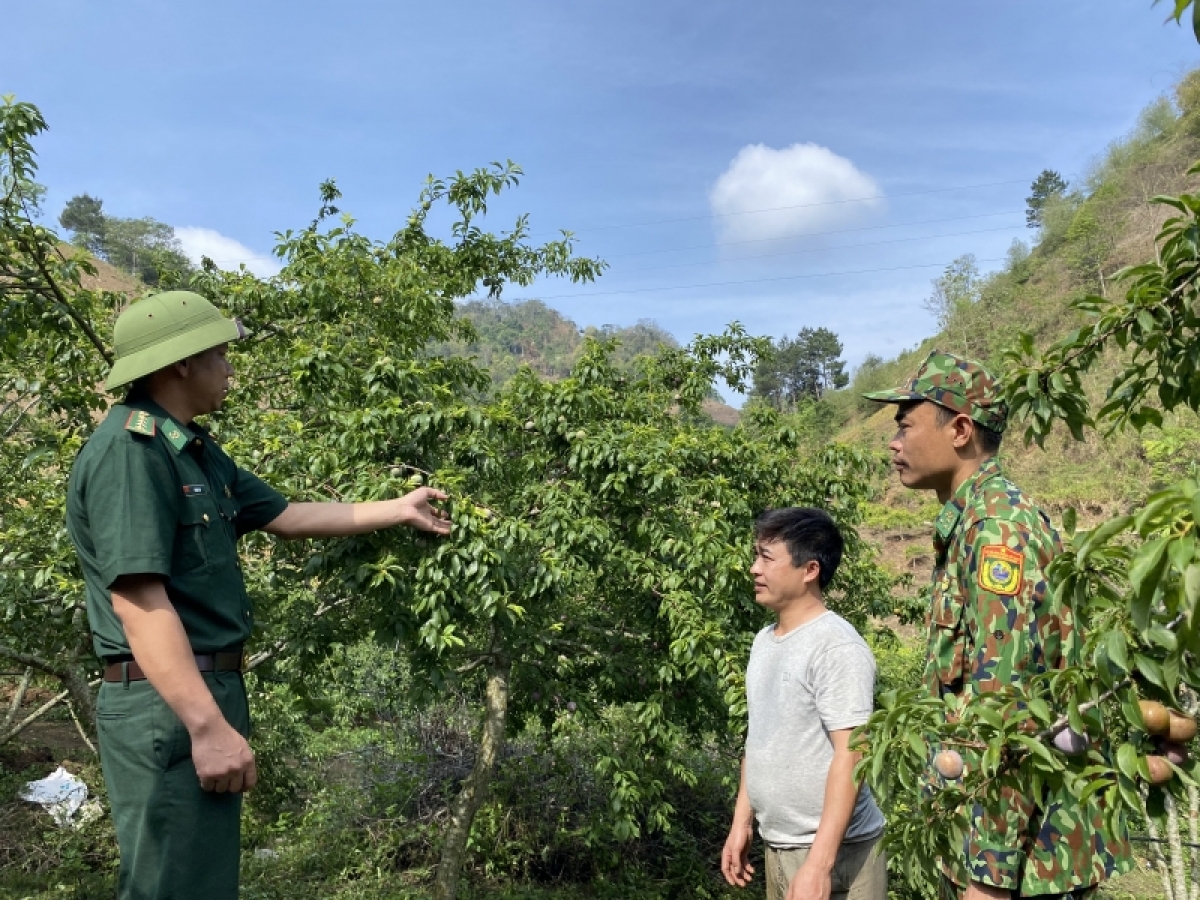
(753, 507), (844, 590)
(932, 404), (1003, 455)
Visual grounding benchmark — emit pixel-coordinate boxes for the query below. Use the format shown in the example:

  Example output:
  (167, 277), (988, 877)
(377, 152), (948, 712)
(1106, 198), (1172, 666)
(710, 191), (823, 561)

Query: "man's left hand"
(397, 487), (452, 534)
(786, 861), (832, 900)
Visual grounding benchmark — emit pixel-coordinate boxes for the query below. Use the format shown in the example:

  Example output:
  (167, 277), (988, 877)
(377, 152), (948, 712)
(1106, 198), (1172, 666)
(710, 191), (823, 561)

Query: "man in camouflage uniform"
(864, 350), (1131, 900)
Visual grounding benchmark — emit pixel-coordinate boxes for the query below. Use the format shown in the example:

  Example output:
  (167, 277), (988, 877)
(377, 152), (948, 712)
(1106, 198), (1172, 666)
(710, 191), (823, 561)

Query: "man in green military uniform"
(66, 291), (452, 900)
(864, 351), (1131, 900)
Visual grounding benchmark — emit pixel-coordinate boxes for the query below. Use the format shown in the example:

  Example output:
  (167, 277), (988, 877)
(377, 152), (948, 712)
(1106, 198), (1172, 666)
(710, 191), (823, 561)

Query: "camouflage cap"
(862, 350), (1008, 433)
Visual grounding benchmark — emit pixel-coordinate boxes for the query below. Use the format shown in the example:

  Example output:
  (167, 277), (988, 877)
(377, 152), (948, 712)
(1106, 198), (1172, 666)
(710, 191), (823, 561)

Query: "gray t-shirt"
(745, 610), (885, 848)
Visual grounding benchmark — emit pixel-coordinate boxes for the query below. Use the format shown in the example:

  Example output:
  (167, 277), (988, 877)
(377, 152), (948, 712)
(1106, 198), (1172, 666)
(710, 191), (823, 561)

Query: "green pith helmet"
(105, 291), (246, 391)
(862, 349), (1008, 433)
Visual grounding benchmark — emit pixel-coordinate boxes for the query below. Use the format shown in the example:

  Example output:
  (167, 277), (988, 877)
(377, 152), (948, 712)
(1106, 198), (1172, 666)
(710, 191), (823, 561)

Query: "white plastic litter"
(19, 766), (90, 828)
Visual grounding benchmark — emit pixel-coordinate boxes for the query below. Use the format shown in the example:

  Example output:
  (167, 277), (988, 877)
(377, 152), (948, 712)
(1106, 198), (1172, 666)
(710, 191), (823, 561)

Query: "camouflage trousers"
(939, 876), (1099, 900)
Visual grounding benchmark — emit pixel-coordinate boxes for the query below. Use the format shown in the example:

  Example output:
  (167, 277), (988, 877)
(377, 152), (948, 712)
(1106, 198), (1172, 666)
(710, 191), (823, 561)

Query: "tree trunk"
(433, 657), (510, 900)
(61, 662), (97, 735)
(1144, 797), (1175, 900)
(1166, 793), (1187, 900)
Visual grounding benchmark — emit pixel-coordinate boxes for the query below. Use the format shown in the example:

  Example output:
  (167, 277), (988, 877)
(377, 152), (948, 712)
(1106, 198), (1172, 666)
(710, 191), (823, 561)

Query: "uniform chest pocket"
(927, 571), (968, 689)
(175, 500), (217, 574)
(216, 494), (240, 528)
(930, 571), (963, 629)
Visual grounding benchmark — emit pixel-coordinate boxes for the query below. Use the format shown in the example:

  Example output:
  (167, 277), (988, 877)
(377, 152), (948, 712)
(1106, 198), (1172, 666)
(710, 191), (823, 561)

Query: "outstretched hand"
(397, 487), (452, 535)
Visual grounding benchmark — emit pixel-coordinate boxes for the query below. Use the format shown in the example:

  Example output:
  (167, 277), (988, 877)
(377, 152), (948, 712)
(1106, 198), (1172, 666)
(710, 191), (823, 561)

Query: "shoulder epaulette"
(124, 410), (157, 438)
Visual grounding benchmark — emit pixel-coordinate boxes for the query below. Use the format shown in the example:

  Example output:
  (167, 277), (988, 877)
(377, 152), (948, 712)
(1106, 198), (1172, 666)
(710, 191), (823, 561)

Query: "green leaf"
(1185, 564), (1200, 607)
(1134, 654), (1167, 690)
(1116, 742), (1139, 781)
(1105, 630), (1129, 673)
(906, 731), (927, 759)
(1130, 538), (1169, 630)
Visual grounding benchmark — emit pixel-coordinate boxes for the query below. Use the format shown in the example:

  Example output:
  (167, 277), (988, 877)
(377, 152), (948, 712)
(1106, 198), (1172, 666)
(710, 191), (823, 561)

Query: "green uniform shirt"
(926, 456), (1132, 894)
(67, 394), (288, 658)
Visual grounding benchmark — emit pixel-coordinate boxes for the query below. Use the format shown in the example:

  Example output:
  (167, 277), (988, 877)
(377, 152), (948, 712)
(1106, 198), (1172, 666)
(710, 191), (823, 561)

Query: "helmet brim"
(105, 317), (244, 391)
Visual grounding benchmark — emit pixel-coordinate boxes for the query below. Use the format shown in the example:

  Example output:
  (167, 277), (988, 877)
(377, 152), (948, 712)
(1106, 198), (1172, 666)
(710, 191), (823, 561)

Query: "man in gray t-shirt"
(721, 507), (886, 900)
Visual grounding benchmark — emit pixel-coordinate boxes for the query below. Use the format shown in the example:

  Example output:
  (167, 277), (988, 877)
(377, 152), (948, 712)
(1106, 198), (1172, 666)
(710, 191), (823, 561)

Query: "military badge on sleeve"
(978, 545), (1024, 596)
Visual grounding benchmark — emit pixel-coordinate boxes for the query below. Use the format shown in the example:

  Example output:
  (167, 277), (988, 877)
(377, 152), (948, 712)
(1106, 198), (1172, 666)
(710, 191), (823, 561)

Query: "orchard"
(0, 97), (892, 898)
(3, 6), (1200, 897)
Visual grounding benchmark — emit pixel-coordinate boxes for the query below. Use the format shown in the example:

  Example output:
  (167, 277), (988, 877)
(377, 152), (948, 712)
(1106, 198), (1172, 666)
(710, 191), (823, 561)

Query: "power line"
(531, 178), (1029, 236)
(508, 257), (1007, 302)
(603, 210), (1025, 259)
(194, 207), (1027, 271)
(613, 224), (1027, 275)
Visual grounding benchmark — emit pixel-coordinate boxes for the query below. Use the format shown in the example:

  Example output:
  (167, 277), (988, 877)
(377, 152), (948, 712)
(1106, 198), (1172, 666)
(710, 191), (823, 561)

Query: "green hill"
(830, 68), (1200, 516)
(436, 298), (678, 385)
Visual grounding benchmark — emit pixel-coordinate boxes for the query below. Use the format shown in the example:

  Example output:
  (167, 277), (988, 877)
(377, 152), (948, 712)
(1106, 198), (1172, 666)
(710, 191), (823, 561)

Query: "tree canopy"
(57, 192), (193, 285)
(752, 326), (849, 408)
(1025, 170), (1069, 229)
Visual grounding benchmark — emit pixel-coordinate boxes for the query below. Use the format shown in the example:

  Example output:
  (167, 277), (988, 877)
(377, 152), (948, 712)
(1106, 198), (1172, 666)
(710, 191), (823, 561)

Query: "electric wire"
(507, 257), (1007, 302)
(529, 178), (1028, 236)
(603, 210), (1025, 259)
(198, 208), (1025, 267)
(612, 224), (1027, 275)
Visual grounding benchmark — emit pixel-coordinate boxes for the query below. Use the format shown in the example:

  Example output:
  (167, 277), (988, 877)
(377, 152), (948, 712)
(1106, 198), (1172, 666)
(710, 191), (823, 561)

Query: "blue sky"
(6, 1), (1199, 397)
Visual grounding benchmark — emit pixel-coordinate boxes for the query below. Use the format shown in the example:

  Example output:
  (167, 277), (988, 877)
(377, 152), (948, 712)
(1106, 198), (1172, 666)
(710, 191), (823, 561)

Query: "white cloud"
(174, 226), (281, 279)
(709, 143), (885, 244)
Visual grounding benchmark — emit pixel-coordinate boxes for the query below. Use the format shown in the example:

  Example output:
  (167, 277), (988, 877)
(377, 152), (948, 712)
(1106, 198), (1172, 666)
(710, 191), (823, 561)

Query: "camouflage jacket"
(926, 456), (1132, 895)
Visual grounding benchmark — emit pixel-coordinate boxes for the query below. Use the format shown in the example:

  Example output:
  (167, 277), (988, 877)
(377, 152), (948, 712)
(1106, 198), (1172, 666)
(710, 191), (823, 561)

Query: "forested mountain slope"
(436, 298), (678, 384)
(834, 69), (1200, 514)
(435, 298), (742, 423)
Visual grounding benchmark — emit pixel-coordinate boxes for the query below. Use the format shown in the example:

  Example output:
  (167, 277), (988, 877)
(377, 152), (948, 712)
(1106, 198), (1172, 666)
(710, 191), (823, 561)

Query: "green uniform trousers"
(97, 670), (249, 900)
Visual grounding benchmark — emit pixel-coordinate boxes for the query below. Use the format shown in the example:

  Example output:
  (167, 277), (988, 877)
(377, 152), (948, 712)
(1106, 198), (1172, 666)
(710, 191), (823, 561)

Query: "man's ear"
(950, 413), (975, 450)
(803, 559), (821, 585)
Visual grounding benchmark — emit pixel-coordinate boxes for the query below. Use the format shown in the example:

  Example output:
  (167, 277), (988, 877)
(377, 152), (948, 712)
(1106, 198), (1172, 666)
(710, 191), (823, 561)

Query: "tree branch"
(3, 668), (32, 729)
(0, 687), (70, 746)
(246, 595), (353, 670)
(1039, 612), (1186, 743)
(0, 643), (67, 680)
(16, 229), (113, 365)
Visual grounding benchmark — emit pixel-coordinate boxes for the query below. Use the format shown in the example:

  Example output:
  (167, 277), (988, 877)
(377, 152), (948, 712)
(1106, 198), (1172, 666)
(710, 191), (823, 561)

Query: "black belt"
(103, 650), (245, 683)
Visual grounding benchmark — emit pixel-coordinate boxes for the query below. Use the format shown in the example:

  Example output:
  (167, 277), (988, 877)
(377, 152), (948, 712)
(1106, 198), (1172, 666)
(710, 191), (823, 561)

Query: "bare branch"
(3, 668), (32, 729)
(0, 674), (100, 747)
(0, 687), (68, 745)
(66, 700), (98, 756)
